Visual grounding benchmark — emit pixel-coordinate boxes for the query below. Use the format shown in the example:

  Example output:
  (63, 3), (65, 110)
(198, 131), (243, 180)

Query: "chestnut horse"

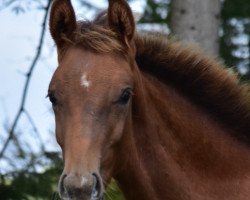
(48, 0), (250, 199)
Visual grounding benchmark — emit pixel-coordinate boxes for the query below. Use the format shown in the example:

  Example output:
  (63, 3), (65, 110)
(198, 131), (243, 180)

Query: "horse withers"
(48, 0), (250, 199)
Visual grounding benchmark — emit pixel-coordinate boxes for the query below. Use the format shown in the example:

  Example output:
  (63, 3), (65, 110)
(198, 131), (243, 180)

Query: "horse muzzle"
(59, 172), (103, 200)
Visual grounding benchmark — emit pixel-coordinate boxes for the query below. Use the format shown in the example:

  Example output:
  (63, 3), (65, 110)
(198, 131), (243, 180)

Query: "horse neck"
(115, 68), (250, 200)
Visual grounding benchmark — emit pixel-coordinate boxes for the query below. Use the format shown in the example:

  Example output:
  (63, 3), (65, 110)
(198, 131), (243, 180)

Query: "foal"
(48, 0), (250, 199)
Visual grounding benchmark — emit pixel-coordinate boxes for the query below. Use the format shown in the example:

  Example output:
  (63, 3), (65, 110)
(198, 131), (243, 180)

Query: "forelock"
(62, 21), (127, 55)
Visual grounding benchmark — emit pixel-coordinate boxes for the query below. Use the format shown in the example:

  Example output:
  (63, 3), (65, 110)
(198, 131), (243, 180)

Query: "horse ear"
(108, 0), (135, 45)
(49, 0), (77, 48)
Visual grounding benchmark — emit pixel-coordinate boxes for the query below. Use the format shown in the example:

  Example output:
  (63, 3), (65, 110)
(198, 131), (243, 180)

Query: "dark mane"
(135, 34), (250, 145)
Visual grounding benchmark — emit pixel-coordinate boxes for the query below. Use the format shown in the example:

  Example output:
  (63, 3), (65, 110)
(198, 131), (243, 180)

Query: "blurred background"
(0, 0), (249, 199)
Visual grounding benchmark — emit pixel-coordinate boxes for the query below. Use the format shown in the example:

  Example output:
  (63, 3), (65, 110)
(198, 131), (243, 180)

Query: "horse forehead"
(58, 48), (132, 83)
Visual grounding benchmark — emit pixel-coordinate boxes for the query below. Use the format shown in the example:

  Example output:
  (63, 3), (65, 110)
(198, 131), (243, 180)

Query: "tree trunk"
(170, 0), (220, 56)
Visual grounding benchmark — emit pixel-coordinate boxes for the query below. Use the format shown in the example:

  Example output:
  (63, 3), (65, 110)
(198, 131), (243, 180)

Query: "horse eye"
(117, 88), (132, 105)
(48, 93), (57, 107)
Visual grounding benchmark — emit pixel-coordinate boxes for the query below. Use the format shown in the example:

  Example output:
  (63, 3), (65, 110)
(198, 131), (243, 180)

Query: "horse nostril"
(59, 174), (68, 197)
(92, 173), (102, 198)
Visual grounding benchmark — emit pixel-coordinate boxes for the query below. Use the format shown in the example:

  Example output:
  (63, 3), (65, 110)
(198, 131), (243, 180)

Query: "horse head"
(49, 0), (137, 199)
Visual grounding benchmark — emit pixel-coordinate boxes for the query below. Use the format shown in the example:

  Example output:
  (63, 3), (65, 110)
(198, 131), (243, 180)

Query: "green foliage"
(104, 180), (126, 200)
(222, 0), (250, 19)
(0, 152), (63, 200)
(140, 0), (170, 24)
(220, 0), (250, 81)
